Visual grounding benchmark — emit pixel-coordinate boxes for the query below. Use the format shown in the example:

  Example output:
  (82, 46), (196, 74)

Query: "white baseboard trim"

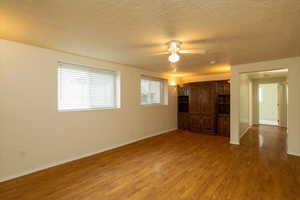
(230, 141), (240, 145)
(287, 151), (300, 157)
(0, 128), (177, 183)
(229, 126), (251, 145)
(240, 126), (251, 139)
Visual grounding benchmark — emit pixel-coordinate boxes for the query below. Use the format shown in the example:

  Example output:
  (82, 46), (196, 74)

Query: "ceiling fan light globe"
(168, 53), (180, 63)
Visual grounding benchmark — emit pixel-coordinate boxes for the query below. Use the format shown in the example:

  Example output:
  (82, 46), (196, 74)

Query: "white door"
(259, 83), (279, 125)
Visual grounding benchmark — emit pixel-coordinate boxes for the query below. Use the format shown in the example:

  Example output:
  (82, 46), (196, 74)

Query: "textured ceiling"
(1, 0), (300, 76)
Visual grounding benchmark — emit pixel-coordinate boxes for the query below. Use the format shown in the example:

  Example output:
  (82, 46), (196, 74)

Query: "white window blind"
(58, 62), (117, 111)
(141, 75), (164, 105)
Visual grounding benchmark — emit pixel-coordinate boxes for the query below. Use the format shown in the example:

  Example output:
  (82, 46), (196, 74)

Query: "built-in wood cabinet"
(178, 112), (190, 130)
(217, 81), (230, 95)
(178, 80), (230, 136)
(188, 82), (216, 134)
(217, 114), (230, 137)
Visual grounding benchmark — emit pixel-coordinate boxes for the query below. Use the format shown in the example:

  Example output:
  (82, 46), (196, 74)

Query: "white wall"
(249, 81), (253, 126)
(251, 78), (287, 127)
(230, 57), (300, 156)
(0, 39), (177, 181)
(239, 74), (250, 137)
(282, 83), (288, 128)
(259, 83), (278, 124)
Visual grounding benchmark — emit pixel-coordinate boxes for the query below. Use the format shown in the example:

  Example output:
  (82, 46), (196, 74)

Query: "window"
(58, 62), (118, 111)
(141, 75), (164, 105)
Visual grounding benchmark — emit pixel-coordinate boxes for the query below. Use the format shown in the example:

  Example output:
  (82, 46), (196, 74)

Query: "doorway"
(258, 83), (279, 125)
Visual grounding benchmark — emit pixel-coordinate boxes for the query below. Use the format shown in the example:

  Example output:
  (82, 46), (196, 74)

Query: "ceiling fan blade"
(179, 49), (206, 54)
(150, 51), (169, 56)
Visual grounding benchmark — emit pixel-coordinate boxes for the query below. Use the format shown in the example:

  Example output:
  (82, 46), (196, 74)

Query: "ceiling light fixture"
(168, 53), (180, 63)
(162, 40), (206, 63)
(167, 40), (181, 63)
(209, 60), (216, 65)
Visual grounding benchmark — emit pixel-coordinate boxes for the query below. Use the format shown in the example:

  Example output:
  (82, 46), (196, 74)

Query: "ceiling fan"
(154, 40), (206, 63)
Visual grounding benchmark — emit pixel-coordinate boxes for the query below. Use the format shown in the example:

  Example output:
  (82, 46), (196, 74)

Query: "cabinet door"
(178, 113), (184, 129)
(217, 116), (230, 137)
(199, 84), (216, 133)
(183, 113), (190, 130)
(224, 116), (230, 137)
(217, 116), (225, 136)
(201, 116), (216, 133)
(178, 113), (190, 130)
(189, 114), (201, 132)
(217, 81), (230, 95)
(189, 86), (201, 113)
(224, 83), (230, 95)
(199, 84), (216, 115)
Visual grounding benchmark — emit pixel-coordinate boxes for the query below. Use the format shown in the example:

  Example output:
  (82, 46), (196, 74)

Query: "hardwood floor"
(0, 126), (299, 200)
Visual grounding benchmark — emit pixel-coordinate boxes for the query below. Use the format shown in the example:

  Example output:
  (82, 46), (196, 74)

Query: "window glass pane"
(141, 76), (163, 105)
(58, 62), (117, 111)
(141, 79), (150, 104)
(151, 80), (161, 104)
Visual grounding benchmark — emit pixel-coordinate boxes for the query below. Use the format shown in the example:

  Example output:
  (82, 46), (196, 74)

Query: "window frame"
(57, 61), (119, 112)
(140, 75), (165, 106)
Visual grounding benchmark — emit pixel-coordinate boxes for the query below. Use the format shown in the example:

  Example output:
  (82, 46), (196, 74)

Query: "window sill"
(58, 107), (120, 112)
(140, 104), (168, 107)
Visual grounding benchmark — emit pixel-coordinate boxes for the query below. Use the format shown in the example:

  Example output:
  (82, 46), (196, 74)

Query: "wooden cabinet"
(189, 86), (201, 113)
(178, 80), (230, 136)
(189, 113), (201, 132)
(217, 81), (230, 95)
(216, 81), (230, 137)
(217, 115), (230, 137)
(178, 87), (190, 96)
(178, 112), (189, 130)
(188, 82), (216, 134)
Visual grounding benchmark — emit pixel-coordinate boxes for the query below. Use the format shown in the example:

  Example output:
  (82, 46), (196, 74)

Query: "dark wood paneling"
(178, 80), (230, 135)
(189, 86), (201, 113)
(217, 115), (230, 137)
(217, 81), (230, 95)
(178, 112), (189, 130)
(189, 113), (201, 132)
(188, 82), (216, 134)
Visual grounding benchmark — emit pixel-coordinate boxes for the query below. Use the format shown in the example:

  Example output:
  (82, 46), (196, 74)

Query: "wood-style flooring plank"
(0, 125), (299, 200)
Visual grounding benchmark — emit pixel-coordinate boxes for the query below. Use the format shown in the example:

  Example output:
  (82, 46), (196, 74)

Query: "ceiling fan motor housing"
(168, 40), (182, 53)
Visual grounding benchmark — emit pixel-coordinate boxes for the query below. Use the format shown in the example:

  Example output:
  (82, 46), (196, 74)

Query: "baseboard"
(0, 128), (177, 183)
(287, 151), (300, 157)
(240, 126), (251, 139)
(229, 126), (251, 145)
(230, 141), (240, 145)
